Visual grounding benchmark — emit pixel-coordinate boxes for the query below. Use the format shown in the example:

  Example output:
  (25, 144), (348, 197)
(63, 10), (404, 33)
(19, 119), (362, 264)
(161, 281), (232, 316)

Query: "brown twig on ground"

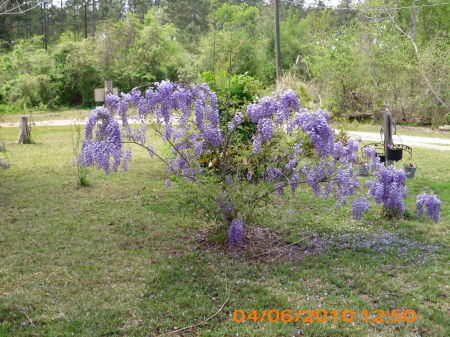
(154, 272), (229, 337)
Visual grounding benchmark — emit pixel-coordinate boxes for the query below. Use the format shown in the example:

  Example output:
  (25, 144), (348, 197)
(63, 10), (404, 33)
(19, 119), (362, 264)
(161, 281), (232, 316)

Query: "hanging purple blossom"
(193, 141), (205, 158)
(122, 147), (132, 171)
(367, 165), (408, 215)
(202, 126), (223, 148)
(416, 192), (441, 222)
(276, 89), (299, 124)
(247, 96), (279, 123)
(228, 219), (244, 248)
(285, 156), (297, 172)
(104, 93), (120, 111)
(258, 118), (274, 142)
(333, 164), (360, 205)
(79, 107), (124, 174)
(302, 162), (328, 197)
(290, 173), (299, 194)
(275, 183), (285, 197)
(294, 141), (303, 154)
(266, 167), (282, 183)
(252, 134), (262, 154)
(228, 111), (243, 131)
(363, 146), (383, 171)
(352, 197), (370, 219)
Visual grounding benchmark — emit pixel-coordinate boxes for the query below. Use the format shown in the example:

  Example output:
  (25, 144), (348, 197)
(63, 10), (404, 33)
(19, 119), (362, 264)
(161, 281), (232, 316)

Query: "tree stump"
(17, 116), (30, 144)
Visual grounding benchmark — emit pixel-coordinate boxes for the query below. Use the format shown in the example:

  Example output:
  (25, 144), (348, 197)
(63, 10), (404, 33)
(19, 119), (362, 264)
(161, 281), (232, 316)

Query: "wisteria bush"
(78, 80), (441, 247)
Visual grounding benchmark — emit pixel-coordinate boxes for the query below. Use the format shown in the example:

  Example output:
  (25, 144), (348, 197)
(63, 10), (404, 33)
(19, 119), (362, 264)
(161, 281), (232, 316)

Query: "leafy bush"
(0, 104), (21, 115)
(7, 74), (55, 108)
(78, 81), (443, 248)
(52, 39), (102, 106)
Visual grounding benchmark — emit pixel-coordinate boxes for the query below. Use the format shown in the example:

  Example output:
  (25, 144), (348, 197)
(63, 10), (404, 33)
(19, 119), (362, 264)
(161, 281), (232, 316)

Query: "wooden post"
(384, 109), (394, 167)
(95, 81), (117, 102)
(18, 116), (30, 144)
(104, 81), (113, 97)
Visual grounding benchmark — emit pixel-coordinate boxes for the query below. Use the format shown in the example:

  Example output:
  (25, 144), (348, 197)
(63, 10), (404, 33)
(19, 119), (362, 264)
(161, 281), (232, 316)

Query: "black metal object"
(361, 142), (412, 162)
(387, 145), (403, 161)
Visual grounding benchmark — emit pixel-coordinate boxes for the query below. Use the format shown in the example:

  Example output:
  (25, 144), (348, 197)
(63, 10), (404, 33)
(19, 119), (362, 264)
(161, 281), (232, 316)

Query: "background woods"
(0, 0), (449, 124)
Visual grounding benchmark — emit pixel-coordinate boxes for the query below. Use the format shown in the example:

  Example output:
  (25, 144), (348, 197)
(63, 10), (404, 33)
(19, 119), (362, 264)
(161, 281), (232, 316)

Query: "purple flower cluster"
(288, 110), (335, 158)
(363, 146), (383, 171)
(228, 111), (243, 131)
(79, 107), (124, 174)
(228, 218), (244, 248)
(247, 91), (300, 150)
(352, 197), (370, 219)
(416, 192), (441, 222)
(258, 118), (274, 142)
(252, 134), (262, 154)
(278, 89), (300, 123)
(333, 164), (360, 206)
(244, 91), (367, 209)
(266, 167), (282, 183)
(245, 91), (367, 207)
(366, 165), (408, 215)
(80, 81), (225, 179)
(302, 162), (327, 197)
(0, 159), (8, 169)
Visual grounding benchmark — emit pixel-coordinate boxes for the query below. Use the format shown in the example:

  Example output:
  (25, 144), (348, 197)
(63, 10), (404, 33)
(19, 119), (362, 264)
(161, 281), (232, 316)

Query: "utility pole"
(60, 0), (64, 35)
(42, 0), (48, 50)
(84, 0), (88, 39)
(274, 0), (282, 82)
(91, 0), (96, 37)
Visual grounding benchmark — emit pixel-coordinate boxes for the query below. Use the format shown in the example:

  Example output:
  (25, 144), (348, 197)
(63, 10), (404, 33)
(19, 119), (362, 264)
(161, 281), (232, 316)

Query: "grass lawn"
(0, 124), (448, 336)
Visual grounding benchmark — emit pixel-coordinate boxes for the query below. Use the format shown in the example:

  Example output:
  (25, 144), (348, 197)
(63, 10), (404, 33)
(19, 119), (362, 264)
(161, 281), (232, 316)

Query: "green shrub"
(0, 104), (21, 115)
(7, 74), (55, 109)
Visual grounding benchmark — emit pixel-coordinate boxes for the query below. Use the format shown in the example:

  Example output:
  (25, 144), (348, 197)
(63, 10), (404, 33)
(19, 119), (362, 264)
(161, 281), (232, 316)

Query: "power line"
(280, 0), (450, 11)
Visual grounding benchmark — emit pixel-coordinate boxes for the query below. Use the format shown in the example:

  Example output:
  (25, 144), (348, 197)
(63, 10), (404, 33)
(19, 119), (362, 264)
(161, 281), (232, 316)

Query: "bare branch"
(0, 0), (44, 16)
(385, 10), (449, 112)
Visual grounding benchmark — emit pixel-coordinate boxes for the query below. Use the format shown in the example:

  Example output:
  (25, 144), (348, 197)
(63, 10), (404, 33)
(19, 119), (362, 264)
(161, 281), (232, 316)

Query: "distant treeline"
(0, 0), (448, 124)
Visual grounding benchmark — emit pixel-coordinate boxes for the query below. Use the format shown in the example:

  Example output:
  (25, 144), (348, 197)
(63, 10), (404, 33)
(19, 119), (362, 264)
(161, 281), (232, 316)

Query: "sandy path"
(347, 131), (450, 151)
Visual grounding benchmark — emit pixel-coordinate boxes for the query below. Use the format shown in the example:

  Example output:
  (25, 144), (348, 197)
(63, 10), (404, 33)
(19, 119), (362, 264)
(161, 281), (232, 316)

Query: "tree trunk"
(18, 117), (30, 144)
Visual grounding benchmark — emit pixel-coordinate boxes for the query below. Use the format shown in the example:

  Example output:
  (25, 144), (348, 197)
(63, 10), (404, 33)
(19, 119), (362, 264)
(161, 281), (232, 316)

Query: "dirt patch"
(194, 227), (444, 264)
(194, 226), (307, 263)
